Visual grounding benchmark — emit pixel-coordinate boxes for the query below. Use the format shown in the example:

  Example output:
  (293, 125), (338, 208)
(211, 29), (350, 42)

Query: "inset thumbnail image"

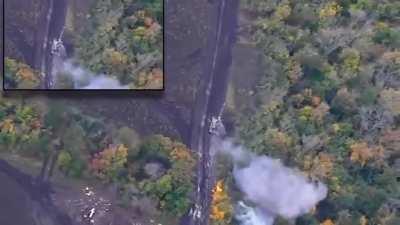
(4, 0), (164, 90)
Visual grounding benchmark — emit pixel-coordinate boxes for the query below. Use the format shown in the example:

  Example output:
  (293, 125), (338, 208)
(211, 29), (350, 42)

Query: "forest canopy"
(217, 0), (400, 224)
(75, 0), (164, 89)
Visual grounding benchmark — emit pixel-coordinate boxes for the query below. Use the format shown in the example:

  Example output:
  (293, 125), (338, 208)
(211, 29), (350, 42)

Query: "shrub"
(373, 23), (400, 48)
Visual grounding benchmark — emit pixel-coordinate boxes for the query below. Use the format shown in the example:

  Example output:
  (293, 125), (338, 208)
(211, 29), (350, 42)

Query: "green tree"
(113, 126), (140, 156)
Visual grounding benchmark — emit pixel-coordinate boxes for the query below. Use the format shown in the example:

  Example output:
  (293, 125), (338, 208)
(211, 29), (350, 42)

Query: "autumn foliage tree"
(308, 153), (335, 179)
(349, 142), (384, 166)
(76, 0), (163, 88)
(90, 144), (128, 181)
(321, 219), (335, 225)
(0, 103), (46, 156)
(139, 135), (196, 217)
(236, 0), (400, 224)
(210, 180), (233, 225)
(4, 58), (40, 89)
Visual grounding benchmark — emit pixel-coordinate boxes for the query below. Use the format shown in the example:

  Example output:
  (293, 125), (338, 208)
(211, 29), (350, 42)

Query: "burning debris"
(84, 187), (95, 197)
(82, 207), (96, 224)
(66, 186), (112, 225)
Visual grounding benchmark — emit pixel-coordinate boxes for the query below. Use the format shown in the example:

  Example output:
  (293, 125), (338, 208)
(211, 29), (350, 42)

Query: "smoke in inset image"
(4, 0), (163, 90)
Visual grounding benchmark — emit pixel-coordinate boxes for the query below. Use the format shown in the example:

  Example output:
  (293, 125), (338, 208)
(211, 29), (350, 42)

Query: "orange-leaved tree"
(349, 142), (384, 166)
(90, 144), (128, 181)
(210, 180), (233, 225)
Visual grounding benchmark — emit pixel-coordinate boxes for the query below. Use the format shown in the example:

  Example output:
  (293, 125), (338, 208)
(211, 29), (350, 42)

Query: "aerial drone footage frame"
(1, 0), (400, 225)
(3, 0), (164, 90)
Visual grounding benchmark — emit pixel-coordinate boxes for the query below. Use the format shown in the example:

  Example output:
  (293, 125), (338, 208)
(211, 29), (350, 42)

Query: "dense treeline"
(228, 0), (399, 224)
(75, 0), (163, 89)
(4, 58), (41, 89)
(0, 93), (195, 221)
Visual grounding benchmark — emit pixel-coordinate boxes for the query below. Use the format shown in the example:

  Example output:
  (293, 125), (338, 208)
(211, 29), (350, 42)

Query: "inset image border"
(2, 0), (165, 91)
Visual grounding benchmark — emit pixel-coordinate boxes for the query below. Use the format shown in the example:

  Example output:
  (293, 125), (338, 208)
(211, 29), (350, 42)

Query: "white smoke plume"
(235, 201), (275, 225)
(55, 60), (129, 89)
(213, 137), (328, 225)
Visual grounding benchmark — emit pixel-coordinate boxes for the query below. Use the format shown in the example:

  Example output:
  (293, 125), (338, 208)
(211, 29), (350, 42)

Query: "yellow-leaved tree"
(321, 219), (335, 225)
(210, 180), (233, 225)
(311, 153), (335, 179)
(349, 142), (384, 166)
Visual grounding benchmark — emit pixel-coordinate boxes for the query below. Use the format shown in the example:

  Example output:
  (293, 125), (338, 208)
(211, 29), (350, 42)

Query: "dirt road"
(187, 0), (239, 224)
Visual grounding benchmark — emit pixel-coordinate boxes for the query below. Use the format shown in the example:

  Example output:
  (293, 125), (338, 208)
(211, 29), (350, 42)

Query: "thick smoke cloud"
(55, 61), (128, 89)
(213, 137), (328, 224)
(234, 156), (327, 218)
(235, 201), (274, 225)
